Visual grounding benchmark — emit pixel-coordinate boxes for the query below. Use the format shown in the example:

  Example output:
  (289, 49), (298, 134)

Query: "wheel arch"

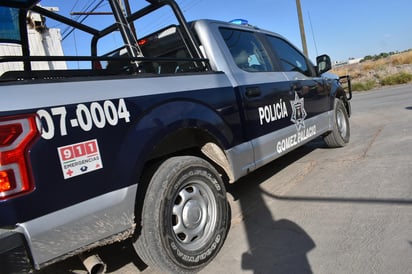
(134, 127), (234, 210)
(148, 127), (234, 182)
(133, 100), (236, 184)
(113, 99), (236, 187)
(331, 80), (351, 117)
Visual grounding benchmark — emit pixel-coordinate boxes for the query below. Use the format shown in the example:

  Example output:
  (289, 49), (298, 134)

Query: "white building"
(0, 8), (66, 76)
(348, 57), (362, 65)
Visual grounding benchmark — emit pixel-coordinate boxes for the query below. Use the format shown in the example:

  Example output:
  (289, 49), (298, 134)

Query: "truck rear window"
(0, 7), (21, 43)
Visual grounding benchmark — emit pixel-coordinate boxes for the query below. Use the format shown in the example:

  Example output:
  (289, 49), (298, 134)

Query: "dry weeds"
(331, 51), (412, 91)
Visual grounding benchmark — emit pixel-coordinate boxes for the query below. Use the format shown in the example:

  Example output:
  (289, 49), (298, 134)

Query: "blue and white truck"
(0, 0), (351, 273)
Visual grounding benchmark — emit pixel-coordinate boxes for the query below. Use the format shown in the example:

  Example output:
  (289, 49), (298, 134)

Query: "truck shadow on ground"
(225, 135), (412, 273)
(226, 142), (319, 273)
(234, 188), (315, 274)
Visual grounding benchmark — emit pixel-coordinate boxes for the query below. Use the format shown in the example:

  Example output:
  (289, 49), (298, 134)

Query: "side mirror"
(316, 54), (332, 75)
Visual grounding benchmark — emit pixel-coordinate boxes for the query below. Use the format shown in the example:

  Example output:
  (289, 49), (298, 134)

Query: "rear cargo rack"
(0, 0), (210, 81)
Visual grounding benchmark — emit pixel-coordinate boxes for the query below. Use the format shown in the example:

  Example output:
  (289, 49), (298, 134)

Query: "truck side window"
(266, 35), (315, 77)
(219, 28), (273, 72)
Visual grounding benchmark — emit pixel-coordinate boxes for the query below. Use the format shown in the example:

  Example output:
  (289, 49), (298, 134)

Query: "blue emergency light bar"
(229, 19), (249, 25)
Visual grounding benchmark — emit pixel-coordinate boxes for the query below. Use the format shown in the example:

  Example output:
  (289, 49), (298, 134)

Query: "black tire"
(133, 156), (229, 273)
(324, 98), (350, 147)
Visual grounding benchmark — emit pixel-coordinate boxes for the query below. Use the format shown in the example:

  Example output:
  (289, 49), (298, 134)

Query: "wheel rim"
(171, 179), (217, 251)
(336, 108), (347, 138)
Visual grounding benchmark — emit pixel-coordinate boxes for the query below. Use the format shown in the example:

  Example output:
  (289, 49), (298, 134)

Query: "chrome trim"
(252, 112), (332, 169)
(225, 111), (332, 181)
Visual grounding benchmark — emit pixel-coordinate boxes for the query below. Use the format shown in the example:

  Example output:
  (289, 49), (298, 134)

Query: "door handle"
(245, 87), (261, 97)
(291, 82), (304, 96)
(291, 82), (302, 92)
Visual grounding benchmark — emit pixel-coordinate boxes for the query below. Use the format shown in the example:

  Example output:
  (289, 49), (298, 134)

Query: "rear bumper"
(0, 229), (33, 274)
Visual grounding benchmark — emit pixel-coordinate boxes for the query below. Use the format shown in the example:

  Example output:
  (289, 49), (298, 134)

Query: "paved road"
(39, 84), (412, 274)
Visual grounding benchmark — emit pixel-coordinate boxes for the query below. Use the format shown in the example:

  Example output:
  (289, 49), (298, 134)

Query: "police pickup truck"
(0, 0), (352, 273)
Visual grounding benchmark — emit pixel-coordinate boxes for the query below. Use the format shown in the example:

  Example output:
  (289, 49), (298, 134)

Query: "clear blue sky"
(40, 0), (412, 62)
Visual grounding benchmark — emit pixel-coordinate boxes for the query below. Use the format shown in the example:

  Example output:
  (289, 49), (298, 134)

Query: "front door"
(219, 27), (298, 168)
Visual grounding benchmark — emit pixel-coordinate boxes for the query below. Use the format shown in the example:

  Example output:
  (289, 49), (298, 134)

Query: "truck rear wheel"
(133, 156), (229, 273)
(324, 98), (350, 147)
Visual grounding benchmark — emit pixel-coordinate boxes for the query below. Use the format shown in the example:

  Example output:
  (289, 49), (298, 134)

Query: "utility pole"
(296, 0), (308, 57)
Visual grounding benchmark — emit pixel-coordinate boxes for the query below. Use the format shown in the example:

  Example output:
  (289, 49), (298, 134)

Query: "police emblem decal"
(290, 92), (307, 131)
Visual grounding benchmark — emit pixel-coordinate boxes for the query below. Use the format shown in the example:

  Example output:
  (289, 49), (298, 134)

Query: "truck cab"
(194, 19), (350, 174)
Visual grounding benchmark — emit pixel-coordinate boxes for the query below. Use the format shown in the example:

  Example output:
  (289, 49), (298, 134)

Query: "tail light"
(0, 115), (39, 200)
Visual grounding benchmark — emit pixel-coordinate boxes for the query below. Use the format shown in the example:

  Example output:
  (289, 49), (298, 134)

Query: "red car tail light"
(0, 115), (39, 200)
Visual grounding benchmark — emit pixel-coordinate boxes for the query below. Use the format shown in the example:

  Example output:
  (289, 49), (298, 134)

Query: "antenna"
(308, 11), (319, 57)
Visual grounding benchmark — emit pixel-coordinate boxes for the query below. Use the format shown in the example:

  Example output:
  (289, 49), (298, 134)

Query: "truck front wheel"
(133, 156), (229, 273)
(324, 98), (350, 147)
